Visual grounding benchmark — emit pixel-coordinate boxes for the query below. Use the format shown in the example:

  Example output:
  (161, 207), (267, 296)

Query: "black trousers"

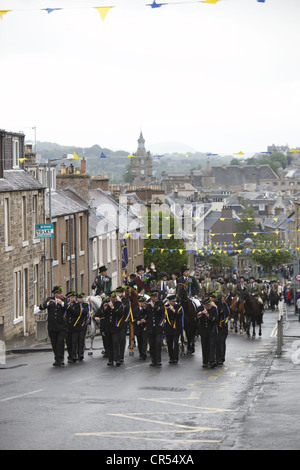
(166, 334), (180, 361)
(199, 330), (216, 365)
(106, 331), (121, 363)
(48, 329), (66, 363)
(216, 328), (228, 364)
(136, 329), (147, 357)
(148, 329), (162, 364)
(119, 325), (127, 361)
(71, 329), (86, 359)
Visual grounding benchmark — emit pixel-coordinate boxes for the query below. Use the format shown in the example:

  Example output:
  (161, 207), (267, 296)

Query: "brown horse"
(124, 286), (139, 356)
(230, 294), (246, 334)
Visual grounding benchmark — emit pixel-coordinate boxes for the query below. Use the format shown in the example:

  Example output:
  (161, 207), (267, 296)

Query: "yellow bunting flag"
(200, 0), (221, 3)
(19, 158), (28, 163)
(0, 10), (10, 20)
(234, 151), (245, 155)
(73, 152), (82, 159)
(95, 6), (114, 21)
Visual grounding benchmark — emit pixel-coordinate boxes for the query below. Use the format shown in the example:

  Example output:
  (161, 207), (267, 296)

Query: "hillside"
(34, 141), (234, 184)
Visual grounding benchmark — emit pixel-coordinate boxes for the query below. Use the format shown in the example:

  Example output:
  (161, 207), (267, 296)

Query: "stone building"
(130, 132), (154, 186)
(0, 130), (46, 341)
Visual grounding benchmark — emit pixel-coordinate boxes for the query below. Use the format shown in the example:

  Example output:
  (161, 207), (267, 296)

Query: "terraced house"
(0, 130), (46, 341)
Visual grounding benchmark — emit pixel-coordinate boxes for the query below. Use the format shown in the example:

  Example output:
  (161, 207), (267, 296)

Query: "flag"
(42, 8), (62, 14)
(94, 6), (114, 20)
(121, 238), (129, 276)
(0, 10), (10, 19)
(146, 1), (168, 8)
(99, 152), (108, 158)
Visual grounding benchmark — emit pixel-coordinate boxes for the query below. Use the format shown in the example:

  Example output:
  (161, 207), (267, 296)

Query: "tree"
(143, 209), (188, 274)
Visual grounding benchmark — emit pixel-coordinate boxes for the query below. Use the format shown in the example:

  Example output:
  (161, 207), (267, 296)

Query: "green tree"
(143, 209), (188, 274)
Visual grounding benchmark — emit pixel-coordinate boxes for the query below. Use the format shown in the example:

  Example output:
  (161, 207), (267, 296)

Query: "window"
(32, 195), (37, 238)
(79, 215), (84, 253)
(92, 238), (98, 269)
(4, 198), (11, 246)
(111, 231), (117, 260)
(12, 138), (20, 168)
(107, 232), (111, 263)
(98, 236), (103, 266)
(14, 270), (22, 321)
(33, 264), (39, 307)
(22, 196), (27, 241)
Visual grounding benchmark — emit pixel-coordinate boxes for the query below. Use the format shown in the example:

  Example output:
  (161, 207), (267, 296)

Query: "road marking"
(74, 432), (221, 443)
(107, 412), (214, 430)
(270, 323), (278, 338)
(0, 389), (44, 403)
(139, 397), (235, 412)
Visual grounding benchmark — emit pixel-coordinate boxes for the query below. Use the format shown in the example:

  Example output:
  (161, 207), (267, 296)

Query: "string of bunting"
(0, 1), (269, 21)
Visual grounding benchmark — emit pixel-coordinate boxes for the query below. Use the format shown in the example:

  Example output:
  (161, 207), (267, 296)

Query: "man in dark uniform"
(165, 293), (184, 364)
(197, 297), (218, 369)
(115, 286), (131, 363)
(67, 293), (90, 362)
(133, 295), (149, 360)
(145, 290), (166, 366)
(65, 290), (76, 363)
(93, 296), (110, 359)
(106, 291), (125, 366)
(91, 265), (112, 296)
(39, 285), (68, 366)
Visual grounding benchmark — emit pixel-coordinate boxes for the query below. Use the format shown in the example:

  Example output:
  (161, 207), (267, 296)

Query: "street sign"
(36, 223), (54, 238)
(295, 274), (300, 281)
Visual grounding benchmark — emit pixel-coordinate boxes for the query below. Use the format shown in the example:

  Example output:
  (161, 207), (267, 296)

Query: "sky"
(0, 0), (300, 155)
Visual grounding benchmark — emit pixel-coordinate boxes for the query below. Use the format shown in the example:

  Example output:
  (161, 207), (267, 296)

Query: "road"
(0, 309), (288, 451)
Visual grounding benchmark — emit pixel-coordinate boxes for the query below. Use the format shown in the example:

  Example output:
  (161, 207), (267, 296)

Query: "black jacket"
(165, 303), (183, 336)
(145, 300), (166, 334)
(39, 297), (68, 332)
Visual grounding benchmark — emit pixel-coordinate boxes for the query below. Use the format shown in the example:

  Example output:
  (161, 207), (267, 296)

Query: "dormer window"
(12, 138), (20, 168)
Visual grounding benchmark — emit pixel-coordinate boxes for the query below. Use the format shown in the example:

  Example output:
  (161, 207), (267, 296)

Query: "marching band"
(40, 263), (286, 368)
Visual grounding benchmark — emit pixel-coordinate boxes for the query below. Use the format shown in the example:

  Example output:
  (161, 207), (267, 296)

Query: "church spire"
(137, 131), (145, 151)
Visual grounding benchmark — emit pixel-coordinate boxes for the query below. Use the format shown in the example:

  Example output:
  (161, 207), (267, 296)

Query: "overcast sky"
(0, 0), (299, 155)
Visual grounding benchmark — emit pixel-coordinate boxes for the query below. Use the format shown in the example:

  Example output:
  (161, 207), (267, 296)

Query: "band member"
(65, 290), (76, 363)
(146, 290), (165, 366)
(91, 265), (112, 296)
(105, 291), (125, 366)
(39, 286), (67, 367)
(165, 294), (184, 364)
(197, 297), (218, 369)
(115, 286), (131, 363)
(67, 293), (90, 362)
(133, 295), (149, 360)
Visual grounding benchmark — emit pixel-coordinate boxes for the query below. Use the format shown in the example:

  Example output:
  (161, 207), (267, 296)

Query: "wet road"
(0, 310), (280, 450)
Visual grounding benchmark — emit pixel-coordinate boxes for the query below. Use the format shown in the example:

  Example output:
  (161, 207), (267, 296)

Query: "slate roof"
(45, 189), (89, 218)
(0, 169), (45, 192)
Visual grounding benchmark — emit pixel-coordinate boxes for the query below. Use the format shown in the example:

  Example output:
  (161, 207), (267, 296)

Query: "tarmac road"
(0, 304), (299, 451)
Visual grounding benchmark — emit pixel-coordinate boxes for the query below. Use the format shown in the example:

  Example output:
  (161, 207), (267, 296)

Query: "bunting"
(0, 1), (268, 22)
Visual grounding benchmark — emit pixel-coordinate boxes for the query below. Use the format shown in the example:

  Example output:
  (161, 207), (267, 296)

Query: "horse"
(269, 290), (279, 311)
(229, 294), (246, 334)
(123, 286), (139, 356)
(85, 295), (102, 355)
(175, 283), (198, 355)
(240, 290), (263, 338)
